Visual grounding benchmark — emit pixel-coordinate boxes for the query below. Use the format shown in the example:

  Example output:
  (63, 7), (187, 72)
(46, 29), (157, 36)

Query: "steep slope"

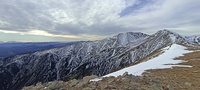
(0, 30), (193, 90)
(185, 35), (200, 44)
(103, 44), (192, 77)
(23, 45), (200, 90)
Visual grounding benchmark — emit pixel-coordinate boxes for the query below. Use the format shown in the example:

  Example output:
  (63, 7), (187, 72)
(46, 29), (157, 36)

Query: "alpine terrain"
(0, 30), (199, 90)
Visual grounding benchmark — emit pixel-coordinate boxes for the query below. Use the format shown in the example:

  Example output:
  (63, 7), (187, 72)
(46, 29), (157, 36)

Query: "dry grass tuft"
(143, 46), (200, 90)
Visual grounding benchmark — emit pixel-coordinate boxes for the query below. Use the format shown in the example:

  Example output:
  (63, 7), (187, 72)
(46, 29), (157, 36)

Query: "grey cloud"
(0, 0), (200, 38)
(0, 0), (54, 31)
(54, 24), (85, 35)
(0, 0), (134, 35)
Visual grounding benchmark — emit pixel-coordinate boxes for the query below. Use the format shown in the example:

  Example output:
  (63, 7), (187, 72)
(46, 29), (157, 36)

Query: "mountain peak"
(112, 32), (149, 46)
(114, 32), (149, 37)
(153, 29), (188, 44)
(185, 35), (200, 44)
(157, 29), (179, 35)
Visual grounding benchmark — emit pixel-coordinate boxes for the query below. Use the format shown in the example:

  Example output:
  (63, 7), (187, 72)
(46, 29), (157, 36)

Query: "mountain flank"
(23, 45), (200, 90)
(0, 30), (200, 90)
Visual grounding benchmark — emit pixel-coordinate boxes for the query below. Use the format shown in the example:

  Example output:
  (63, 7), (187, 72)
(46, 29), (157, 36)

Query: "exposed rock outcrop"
(23, 73), (167, 90)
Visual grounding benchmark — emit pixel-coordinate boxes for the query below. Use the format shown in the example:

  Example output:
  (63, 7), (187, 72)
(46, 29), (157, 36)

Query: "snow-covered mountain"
(185, 35), (200, 44)
(0, 30), (199, 90)
(104, 44), (192, 78)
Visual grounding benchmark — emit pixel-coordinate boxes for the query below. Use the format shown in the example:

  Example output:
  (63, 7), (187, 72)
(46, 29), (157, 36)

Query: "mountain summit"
(0, 30), (199, 90)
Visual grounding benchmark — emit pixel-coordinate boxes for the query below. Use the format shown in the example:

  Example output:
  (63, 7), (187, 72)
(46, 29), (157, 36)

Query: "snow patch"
(91, 44), (192, 82)
(104, 44), (192, 77)
(170, 34), (176, 43)
(90, 77), (103, 82)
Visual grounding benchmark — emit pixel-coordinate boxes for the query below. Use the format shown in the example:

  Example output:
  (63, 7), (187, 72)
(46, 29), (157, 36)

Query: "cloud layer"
(0, 0), (200, 41)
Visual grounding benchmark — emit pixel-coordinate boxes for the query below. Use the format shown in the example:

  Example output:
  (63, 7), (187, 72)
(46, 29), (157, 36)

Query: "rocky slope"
(0, 30), (198, 90)
(23, 73), (166, 90)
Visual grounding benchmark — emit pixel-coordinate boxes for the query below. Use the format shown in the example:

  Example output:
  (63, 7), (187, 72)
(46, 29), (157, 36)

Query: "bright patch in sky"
(0, 0), (200, 41)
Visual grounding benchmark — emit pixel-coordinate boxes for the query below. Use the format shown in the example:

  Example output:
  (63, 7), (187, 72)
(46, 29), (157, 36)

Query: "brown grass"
(143, 47), (200, 90)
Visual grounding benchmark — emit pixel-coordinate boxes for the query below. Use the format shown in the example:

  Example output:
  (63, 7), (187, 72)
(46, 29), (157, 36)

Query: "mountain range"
(0, 42), (78, 58)
(0, 30), (199, 90)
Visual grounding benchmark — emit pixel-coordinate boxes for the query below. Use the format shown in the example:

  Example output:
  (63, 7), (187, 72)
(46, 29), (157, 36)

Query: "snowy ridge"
(0, 30), (199, 90)
(185, 35), (200, 44)
(112, 32), (149, 46)
(156, 30), (188, 44)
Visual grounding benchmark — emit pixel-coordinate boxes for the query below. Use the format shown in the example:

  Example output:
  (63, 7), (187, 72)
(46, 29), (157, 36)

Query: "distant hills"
(0, 42), (78, 58)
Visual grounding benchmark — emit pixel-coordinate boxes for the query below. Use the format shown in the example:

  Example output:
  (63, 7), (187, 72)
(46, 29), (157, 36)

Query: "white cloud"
(0, 0), (200, 41)
(0, 29), (107, 41)
(47, 0), (137, 26)
(117, 0), (200, 34)
(0, 29), (79, 38)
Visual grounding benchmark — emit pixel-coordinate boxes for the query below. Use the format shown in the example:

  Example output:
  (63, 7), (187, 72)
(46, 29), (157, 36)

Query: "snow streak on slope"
(104, 44), (192, 77)
(186, 35), (200, 44)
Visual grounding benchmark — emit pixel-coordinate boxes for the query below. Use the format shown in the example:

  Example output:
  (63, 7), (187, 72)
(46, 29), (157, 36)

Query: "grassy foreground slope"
(144, 46), (200, 90)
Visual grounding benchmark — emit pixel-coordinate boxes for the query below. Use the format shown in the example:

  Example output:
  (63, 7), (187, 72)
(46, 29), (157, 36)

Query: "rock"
(77, 75), (98, 87)
(82, 87), (93, 90)
(100, 82), (108, 89)
(121, 77), (131, 83)
(151, 83), (163, 90)
(122, 72), (129, 77)
(25, 85), (44, 90)
(185, 82), (192, 86)
(83, 75), (98, 81)
(148, 73), (155, 77)
(167, 85), (174, 90)
(69, 79), (79, 87)
(192, 71), (199, 73)
(47, 81), (63, 90)
(107, 77), (115, 84)
(105, 85), (117, 89)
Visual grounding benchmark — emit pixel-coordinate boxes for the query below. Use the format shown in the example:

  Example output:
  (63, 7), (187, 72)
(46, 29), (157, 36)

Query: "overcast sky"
(0, 0), (200, 42)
